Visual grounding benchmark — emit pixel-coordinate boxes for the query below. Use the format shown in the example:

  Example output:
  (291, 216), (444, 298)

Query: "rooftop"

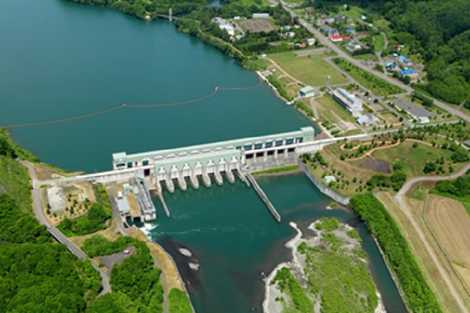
(394, 99), (432, 118)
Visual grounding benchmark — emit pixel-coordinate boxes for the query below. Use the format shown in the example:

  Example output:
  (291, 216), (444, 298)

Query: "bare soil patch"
(356, 156), (391, 173)
(236, 18), (276, 33)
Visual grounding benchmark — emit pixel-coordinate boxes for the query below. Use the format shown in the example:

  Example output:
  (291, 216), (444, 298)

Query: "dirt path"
(395, 163), (470, 313)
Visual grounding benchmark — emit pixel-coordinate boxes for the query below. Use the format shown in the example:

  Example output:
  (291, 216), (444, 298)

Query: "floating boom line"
(1, 79), (263, 129)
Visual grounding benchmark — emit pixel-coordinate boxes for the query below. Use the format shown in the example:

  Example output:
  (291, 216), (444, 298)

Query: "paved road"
(395, 163), (470, 313)
(23, 161), (111, 296)
(279, 1), (470, 123)
(397, 163), (470, 197)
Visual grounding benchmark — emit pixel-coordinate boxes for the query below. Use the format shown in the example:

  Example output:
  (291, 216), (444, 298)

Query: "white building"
(212, 17), (235, 37)
(394, 99), (432, 124)
(356, 113), (378, 126)
(299, 86), (316, 98)
(306, 38), (316, 46)
(332, 88), (363, 117)
(252, 13), (270, 19)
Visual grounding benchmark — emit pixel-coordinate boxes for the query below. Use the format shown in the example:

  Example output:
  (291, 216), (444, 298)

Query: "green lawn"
(372, 141), (452, 177)
(372, 33), (385, 52)
(253, 165), (299, 176)
(338, 5), (365, 20)
(317, 95), (357, 124)
(269, 52), (349, 86)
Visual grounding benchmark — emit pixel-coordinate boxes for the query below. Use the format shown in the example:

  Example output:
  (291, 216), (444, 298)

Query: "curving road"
(397, 163), (470, 197)
(23, 161), (111, 296)
(279, 1), (470, 123)
(395, 162), (470, 313)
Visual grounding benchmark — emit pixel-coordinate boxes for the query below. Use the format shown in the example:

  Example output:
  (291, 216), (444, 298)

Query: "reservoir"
(0, 1), (407, 312)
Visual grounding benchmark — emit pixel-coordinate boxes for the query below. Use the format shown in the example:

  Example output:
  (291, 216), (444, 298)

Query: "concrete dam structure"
(111, 127), (316, 222)
(112, 127), (316, 186)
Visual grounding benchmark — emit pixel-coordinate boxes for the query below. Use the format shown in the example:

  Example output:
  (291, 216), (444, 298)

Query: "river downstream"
(1, 1), (406, 312)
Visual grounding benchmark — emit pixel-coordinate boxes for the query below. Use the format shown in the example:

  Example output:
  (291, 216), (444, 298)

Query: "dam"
(112, 126), (316, 181)
(40, 127), (386, 223)
(111, 126), (317, 222)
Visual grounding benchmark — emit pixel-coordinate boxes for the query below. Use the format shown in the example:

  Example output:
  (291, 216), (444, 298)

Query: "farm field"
(424, 195), (470, 292)
(268, 51), (349, 86)
(376, 192), (469, 313)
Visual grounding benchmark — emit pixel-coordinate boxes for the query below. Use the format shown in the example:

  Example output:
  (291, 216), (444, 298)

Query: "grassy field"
(333, 58), (402, 96)
(372, 141), (453, 177)
(372, 33), (385, 52)
(316, 95), (357, 124)
(269, 51), (349, 86)
(378, 111), (401, 124)
(307, 144), (377, 197)
(253, 164), (299, 176)
(273, 219), (378, 313)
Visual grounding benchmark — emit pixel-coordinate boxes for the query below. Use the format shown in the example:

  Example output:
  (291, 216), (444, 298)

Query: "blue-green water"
(0, 1), (407, 312)
(1, 0), (309, 172)
(152, 175), (407, 313)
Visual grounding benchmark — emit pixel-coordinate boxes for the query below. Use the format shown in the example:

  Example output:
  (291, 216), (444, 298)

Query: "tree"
(423, 162), (437, 174)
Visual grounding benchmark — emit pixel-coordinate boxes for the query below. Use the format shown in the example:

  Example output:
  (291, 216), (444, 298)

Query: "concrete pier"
(165, 178), (175, 193)
(236, 170), (250, 187)
(246, 173), (281, 223)
(214, 171), (223, 186)
(226, 170), (235, 184)
(177, 176), (187, 191)
(202, 172), (212, 187)
(190, 174), (199, 189)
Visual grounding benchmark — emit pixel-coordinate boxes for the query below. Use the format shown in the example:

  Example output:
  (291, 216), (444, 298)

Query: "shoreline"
(131, 226), (196, 313)
(263, 220), (387, 313)
(262, 222), (303, 313)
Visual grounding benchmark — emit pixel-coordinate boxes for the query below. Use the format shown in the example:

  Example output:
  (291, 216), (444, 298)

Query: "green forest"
(0, 130), (169, 313)
(434, 174), (470, 212)
(0, 132), (102, 313)
(65, 0), (207, 19)
(351, 193), (442, 313)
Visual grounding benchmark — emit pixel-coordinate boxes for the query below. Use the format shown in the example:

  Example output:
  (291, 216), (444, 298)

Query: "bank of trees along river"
(351, 193), (442, 313)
